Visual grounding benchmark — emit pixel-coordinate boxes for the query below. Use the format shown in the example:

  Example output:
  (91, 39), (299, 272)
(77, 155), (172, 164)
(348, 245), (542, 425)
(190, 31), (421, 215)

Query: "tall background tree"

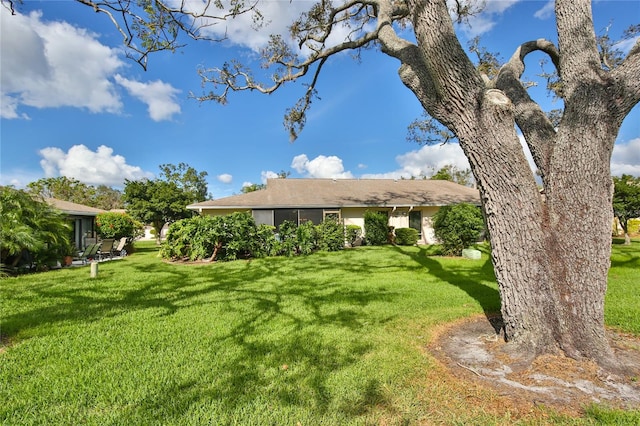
(612, 174), (640, 245)
(27, 176), (123, 210)
(430, 165), (474, 187)
(28, 0), (640, 368)
(123, 163), (208, 243)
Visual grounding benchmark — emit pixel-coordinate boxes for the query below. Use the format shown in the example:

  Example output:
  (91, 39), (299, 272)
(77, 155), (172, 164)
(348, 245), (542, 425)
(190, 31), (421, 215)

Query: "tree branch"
(610, 38), (640, 117)
(72, 0), (261, 70)
(555, 0), (602, 95)
(494, 39), (560, 183)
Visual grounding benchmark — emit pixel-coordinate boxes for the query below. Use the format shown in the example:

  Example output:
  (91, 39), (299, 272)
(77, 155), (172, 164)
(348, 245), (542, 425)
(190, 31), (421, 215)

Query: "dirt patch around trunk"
(429, 315), (640, 416)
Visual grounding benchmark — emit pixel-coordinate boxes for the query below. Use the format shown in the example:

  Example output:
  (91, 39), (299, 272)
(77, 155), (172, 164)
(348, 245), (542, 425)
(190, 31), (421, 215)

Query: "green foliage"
(316, 219), (344, 252)
(364, 211), (389, 246)
(26, 176), (123, 210)
(255, 224), (279, 257)
(345, 224), (362, 247)
(96, 212), (143, 241)
(395, 228), (419, 246)
(241, 183), (266, 193)
(278, 220), (298, 257)
(430, 164), (474, 187)
(296, 221), (318, 255)
(432, 203), (485, 256)
(124, 163), (209, 242)
(161, 215), (345, 261)
(158, 162), (209, 203)
(613, 175), (640, 237)
(0, 186), (73, 273)
(161, 212), (259, 262)
(123, 179), (191, 241)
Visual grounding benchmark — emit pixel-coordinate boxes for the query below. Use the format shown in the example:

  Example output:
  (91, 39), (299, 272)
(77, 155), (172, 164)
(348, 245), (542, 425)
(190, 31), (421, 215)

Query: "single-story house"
(46, 198), (105, 250)
(187, 179), (481, 245)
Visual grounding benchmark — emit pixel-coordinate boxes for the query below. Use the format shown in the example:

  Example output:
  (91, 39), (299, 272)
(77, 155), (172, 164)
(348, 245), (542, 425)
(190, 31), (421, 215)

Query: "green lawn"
(1, 242), (638, 425)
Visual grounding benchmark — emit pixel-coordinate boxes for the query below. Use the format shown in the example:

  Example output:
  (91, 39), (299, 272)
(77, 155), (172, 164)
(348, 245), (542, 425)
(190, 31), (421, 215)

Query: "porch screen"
(274, 209), (298, 229)
(253, 210), (274, 226)
(409, 210), (422, 237)
(298, 209), (323, 225)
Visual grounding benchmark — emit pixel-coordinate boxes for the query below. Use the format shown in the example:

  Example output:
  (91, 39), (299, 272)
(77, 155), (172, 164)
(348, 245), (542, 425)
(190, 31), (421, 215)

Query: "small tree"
(364, 211), (389, 246)
(432, 204), (485, 256)
(612, 175), (640, 245)
(95, 212), (142, 241)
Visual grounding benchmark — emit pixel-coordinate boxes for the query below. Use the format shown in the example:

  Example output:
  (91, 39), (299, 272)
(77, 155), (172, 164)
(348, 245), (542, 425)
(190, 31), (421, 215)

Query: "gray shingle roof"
(188, 178), (480, 210)
(46, 198), (106, 216)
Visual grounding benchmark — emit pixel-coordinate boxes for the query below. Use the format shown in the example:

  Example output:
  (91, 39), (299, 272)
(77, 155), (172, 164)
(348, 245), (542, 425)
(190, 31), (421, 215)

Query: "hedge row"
(160, 212), (351, 262)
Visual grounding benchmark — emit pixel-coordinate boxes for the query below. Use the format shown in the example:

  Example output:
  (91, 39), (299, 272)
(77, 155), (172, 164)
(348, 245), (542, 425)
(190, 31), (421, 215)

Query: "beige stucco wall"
(195, 206), (442, 245)
(342, 206), (440, 245)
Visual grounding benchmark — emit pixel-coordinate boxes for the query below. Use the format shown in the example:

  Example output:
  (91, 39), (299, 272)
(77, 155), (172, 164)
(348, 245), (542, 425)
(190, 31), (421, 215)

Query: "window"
(253, 210), (274, 226)
(274, 209), (298, 230)
(409, 210), (422, 237)
(323, 210), (341, 222)
(299, 209), (323, 224)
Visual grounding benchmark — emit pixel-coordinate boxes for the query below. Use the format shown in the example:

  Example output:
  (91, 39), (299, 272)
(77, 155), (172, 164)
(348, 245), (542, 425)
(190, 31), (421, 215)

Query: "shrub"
(1, 187), (73, 272)
(255, 224), (279, 257)
(316, 219), (345, 252)
(162, 212), (261, 261)
(364, 211), (389, 246)
(223, 212), (260, 261)
(296, 221), (318, 255)
(96, 212), (142, 241)
(278, 220), (298, 257)
(395, 228), (419, 246)
(432, 203), (485, 256)
(345, 225), (362, 247)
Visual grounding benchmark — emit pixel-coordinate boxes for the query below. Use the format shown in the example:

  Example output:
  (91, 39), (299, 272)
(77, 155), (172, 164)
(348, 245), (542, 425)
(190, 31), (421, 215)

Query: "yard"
(1, 241), (638, 424)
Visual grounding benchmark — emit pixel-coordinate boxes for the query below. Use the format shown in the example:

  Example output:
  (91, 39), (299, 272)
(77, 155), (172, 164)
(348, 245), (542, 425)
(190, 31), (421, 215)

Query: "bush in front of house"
(432, 203), (485, 256)
(345, 225), (362, 247)
(96, 212), (143, 241)
(395, 228), (419, 246)
(364, 211), (389, 246)
(161, 213), (347, 262)
(255, 224), (279, 257)
(316, 218), (345, 252)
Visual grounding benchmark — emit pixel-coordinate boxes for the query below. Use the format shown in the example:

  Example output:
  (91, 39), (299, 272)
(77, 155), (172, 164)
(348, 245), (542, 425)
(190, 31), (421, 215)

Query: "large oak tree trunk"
(457, 90), (617, 366)
(389, 0), (640, 368)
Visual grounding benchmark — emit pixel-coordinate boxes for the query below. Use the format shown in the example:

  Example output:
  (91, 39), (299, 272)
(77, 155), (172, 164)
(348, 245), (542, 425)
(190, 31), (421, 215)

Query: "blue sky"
(1, 0), (639, 199)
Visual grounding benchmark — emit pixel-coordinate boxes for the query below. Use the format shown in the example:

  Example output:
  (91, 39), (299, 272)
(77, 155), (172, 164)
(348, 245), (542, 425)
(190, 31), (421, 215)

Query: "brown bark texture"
(382, 0), (640, 367)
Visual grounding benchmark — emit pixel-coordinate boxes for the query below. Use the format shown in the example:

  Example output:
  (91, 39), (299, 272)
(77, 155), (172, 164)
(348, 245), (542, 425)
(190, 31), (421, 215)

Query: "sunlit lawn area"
(1, 241), (638, 424)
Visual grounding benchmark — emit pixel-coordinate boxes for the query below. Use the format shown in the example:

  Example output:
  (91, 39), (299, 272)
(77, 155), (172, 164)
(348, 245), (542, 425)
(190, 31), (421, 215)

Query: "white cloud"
(114, 75), (181, 121)
(615, 36), (640, 56)
(173, 0), (308, 51)
(217, 173), (233, 184)
(261, 170), (280, 183)
(38, 144), (154, 187)
(291, 154), (355, 179)
(534, 1), (555, 20)
(451, 0), (523, 37)
(0, 8), (180, 121)
(611, 138), (640, 177)
(362, 144), (471, 179)
(1, 9), (123, 118)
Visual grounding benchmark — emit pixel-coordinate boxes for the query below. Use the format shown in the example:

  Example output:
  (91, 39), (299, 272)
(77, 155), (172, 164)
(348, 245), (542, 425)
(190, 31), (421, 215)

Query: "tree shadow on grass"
(1, 250), (400, 422)
(391, 245), (502, 330)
